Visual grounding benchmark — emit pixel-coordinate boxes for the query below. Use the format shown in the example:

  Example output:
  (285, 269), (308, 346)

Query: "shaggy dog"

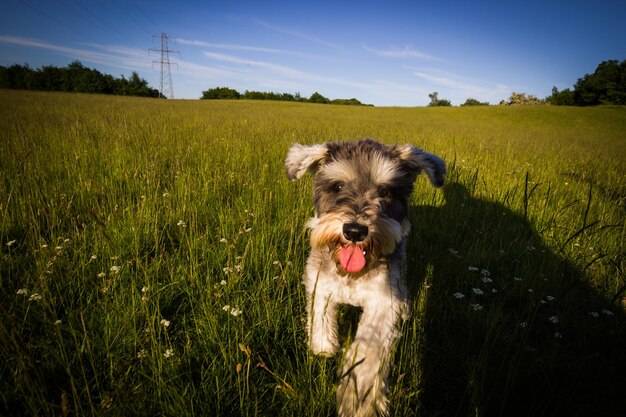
(285, 139), (446, 417)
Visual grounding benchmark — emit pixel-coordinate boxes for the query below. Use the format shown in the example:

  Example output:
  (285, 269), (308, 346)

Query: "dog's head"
(286, 139), (445, 276)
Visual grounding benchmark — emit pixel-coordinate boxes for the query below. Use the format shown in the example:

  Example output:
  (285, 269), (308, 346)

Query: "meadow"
(1, 89), (625, 417)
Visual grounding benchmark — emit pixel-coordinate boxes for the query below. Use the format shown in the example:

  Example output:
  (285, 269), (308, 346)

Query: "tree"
(461, 98), (489, 106)
(427, 92), (451, 106)
(428, 92), (439, 106)
(0, 61), (160, 97)
(572, 60), (626, 106)
(309, 91), (330, 104)
(547, 87), (575, 106)
(546, 60), (626, 106)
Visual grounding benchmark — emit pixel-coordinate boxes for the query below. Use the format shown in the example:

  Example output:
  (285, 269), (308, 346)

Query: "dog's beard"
(307, 212), (403, 275)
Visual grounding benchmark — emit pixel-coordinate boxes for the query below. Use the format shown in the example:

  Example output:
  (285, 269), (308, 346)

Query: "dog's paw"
(309, 339), (339, 357)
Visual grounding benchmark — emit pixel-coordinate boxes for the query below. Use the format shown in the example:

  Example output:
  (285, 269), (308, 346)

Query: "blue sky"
(1, 0), (624, 105)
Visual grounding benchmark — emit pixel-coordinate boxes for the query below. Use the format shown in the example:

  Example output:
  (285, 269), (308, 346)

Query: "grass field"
(1, 89), (625, 417)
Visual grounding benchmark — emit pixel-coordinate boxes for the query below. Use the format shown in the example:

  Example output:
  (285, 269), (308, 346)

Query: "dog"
(285, 139), (446, 417)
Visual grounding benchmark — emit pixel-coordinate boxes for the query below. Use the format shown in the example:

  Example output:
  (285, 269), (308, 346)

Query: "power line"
(149, 33), (178, 99)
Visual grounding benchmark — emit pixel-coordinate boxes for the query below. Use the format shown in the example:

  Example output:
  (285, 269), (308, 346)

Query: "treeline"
(0, 61), (161, 98)
(201, 86), (371, 106)
(548, 60), (626, 106)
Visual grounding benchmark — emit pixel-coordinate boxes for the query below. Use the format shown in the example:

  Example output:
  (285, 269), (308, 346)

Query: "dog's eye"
(332, 182), (344, 193)
(379, 187), (391, 198)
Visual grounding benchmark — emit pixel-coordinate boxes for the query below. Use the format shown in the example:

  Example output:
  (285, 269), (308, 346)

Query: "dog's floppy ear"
(285, 143), (328, 180)
(394, 144), (446, 187)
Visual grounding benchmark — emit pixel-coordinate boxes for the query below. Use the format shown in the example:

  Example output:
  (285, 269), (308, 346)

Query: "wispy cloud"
(177, 38), (284, 54)
(200, 50), (439, 104)
(0, 35), (150, 71)
(204, 50), (368, 88)
(364, 45), (438, 61)
(253, 19), (341, 50)
(0, 35), (234, 79)
(203, 51), (309, 79)
(178, 38), (321, 60)
(409, 67), (511, 102)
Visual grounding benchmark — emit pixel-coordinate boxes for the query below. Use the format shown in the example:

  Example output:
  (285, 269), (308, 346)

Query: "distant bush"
(500, 92), (544, 105)
(0, 61), (161, 97)
(461, 98), (489, 106)
(201, 87), (241, 99)
(427, 92), (452, 107)
(200, 87), (369, 106)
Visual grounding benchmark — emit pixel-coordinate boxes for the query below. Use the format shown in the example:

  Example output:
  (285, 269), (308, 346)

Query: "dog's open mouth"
(338, 244), (367, 273)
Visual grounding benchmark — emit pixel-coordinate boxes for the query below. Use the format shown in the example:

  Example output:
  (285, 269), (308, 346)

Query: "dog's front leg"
(306, 280), (340, 357)
(337, 297), (403, 417)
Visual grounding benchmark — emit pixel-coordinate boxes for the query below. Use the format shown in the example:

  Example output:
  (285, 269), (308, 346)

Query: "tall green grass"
(1, 89), (624, 416)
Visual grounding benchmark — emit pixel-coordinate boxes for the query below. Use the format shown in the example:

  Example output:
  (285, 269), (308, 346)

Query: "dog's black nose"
(343, 222), (368, 242)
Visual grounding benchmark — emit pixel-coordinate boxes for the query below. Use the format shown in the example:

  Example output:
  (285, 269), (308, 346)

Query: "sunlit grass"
(1, 89), (624, 416)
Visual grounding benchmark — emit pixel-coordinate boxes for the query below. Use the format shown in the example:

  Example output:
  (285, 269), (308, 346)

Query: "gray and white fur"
(285, 139), (445, 417)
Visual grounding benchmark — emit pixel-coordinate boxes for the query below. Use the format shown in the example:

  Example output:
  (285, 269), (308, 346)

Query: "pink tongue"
(339, 245), (366, 273)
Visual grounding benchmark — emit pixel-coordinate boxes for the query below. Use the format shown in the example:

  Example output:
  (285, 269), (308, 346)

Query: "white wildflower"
(480, 269), (490, 276)
(28, 293), (42, 302)
(448, 248), (459, 255)
(6, 240), (16, 247)
(141, 286), (149, 293)
(545, 296), (555, 301)
(540, 300), (547, 304)
(468, 266), (479, 272)
(601, 309), (614, 316)
(230, 307), (242, 317)
(272, 260), (280, 265)
(97, 272), (106, 278)
(519, 321), (528, 328)
(162, 192), (169, 197)
(470, 303), (483, 311)
(472, 288), (484, 295)
(137, 349), (147, 359)
(16, 288), (28, 296)
(491, 288), (498, 293)
(219, 238), (227, 243)
(41, 244), (48, 248)
(588, 311), (599, 318)
(222, 304), (231, 312)
(272, 275), (280, 280)
(481, 276), (493, 284)
(54, 320), (62, 326)
(90, 255), (97, 261)
(554, 332), (563, 339)
(163, 348), (174, 358)
(220, 280), (227, 286)
(548, 315), (559, 324)
(55, 246), (63, 251)
(244, 227), (252, 233)
(528, 288), (534, 293)
(513, 277), (523, 281)
(177, 220), (186, 227)
(452, 292), (465, 299)
(160, 319), (171, 328)
(110, 265), (120, 274)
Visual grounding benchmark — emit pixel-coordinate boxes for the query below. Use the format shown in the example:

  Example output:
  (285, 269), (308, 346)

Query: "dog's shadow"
(396, 181), (625, 417)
